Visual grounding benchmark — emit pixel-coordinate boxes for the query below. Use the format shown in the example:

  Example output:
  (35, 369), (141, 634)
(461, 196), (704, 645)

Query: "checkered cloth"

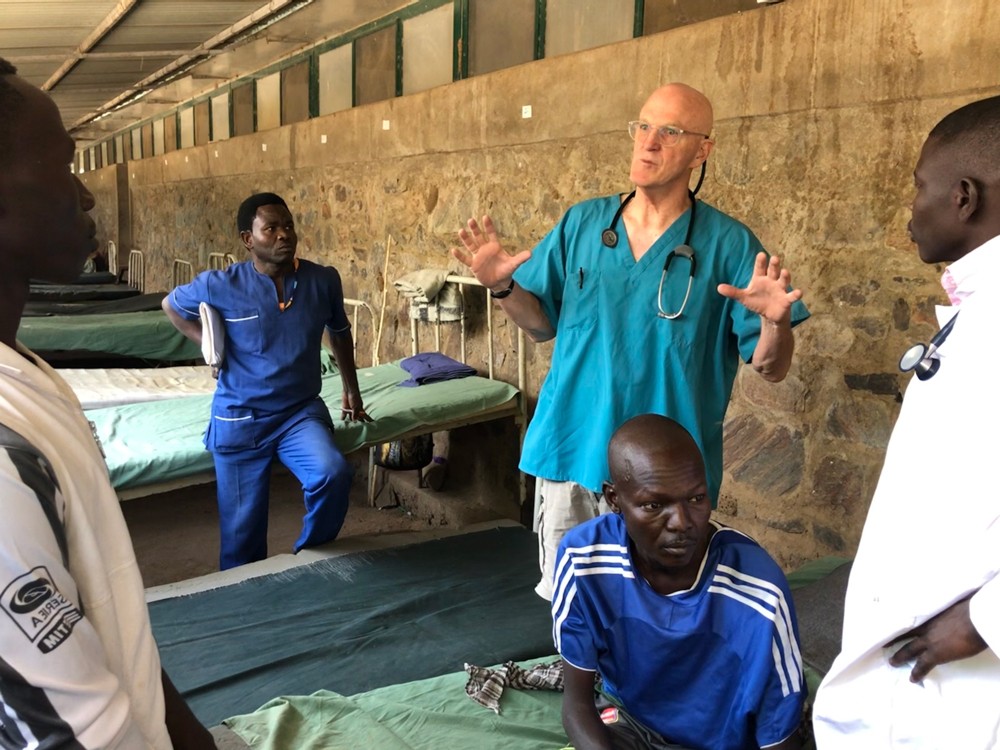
(463, 659), (564, 714)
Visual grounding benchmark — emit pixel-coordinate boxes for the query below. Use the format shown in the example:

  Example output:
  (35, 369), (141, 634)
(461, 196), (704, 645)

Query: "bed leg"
(368, 447), (376, 507)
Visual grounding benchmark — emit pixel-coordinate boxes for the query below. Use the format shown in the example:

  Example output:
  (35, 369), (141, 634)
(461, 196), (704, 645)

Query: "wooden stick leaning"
(373, 234), (393, 366)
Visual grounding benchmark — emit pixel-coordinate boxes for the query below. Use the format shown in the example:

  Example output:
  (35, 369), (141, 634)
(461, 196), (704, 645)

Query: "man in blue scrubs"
(163, 193), (369, 570)
(452, 83), (810, 599)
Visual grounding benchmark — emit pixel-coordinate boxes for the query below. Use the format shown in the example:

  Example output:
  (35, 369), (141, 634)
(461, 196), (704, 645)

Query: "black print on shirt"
(1, 566), (82, 653)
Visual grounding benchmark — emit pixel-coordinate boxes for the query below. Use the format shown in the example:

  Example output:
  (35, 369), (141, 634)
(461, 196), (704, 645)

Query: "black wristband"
(489, 279), (515, 299)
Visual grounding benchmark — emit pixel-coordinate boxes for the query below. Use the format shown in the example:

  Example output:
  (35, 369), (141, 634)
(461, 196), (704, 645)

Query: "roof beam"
(11, 50), (226, 63)
(42, 0), (143, 91)
(69, 0), (316, 132)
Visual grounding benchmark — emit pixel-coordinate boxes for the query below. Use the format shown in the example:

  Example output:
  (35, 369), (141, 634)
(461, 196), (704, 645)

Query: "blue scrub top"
(513, 196), (810, 501)
(168, 259), (350, 421)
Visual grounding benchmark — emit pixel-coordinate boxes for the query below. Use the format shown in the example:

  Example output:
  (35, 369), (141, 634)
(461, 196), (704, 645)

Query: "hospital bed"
(17, 309), (202, 365)
(63, 365), (217, 410)
(83, 277), (526, 503)
(31, 271), (117, 285)
(27, 247), (145, 303)
(27, 281), (140, 303)
(147, 521), (849, 748)
(17, 252), (204, 364)
(23, 292), (168, 318)
(54, 292), (378, 411)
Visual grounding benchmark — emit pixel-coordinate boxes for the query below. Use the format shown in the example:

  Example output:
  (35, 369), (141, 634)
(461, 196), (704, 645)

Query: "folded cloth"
(464, 659), (564, 714)
(199, 302), (224, 378)
(394, 268), (450, 303)
(398, 352), (477, 387)
(408, 281), (463, 323)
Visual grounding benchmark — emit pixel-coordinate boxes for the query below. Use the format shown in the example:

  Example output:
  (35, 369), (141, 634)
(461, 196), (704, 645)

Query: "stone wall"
(80, 0), (1000, 570)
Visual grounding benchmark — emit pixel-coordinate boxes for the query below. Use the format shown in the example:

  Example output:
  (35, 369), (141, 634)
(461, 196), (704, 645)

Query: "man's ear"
(240, 230), (253, 252)
(955, 177), (982, 223)
(602, 481), (620, 513)
(687, 137), (714, 171)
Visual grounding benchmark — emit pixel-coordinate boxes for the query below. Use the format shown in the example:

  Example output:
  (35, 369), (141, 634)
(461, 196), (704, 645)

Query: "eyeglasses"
(628, 120), (710, 147)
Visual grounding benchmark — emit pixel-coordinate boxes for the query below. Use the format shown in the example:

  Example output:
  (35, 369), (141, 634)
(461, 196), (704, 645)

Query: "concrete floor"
(121, 466), (440, 588)
(121, 452), (526, 588)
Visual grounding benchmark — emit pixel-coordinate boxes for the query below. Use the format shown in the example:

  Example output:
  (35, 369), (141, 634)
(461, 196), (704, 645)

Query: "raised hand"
(451, 215), (532, 291)
(717, 252), (803, 325)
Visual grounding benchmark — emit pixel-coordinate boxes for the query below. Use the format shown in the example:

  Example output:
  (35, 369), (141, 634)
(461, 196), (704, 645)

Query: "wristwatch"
(489, 279), (515, 299)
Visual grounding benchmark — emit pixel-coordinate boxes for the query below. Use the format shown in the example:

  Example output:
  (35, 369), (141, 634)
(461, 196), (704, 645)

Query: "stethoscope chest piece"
(899, 343), (940, 381)
(898, 311), (959, 381)
(601, 228), (619, 248)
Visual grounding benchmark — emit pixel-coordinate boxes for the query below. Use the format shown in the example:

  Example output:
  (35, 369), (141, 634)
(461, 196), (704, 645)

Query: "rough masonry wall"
(81, 0), (1000, 570)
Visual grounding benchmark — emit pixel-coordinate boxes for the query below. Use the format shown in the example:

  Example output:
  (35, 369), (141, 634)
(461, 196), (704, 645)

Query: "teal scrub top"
(513, 196), (810, 502)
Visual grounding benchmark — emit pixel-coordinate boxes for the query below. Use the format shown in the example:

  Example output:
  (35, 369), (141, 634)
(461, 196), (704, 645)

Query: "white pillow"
(199, 302), (225, 377)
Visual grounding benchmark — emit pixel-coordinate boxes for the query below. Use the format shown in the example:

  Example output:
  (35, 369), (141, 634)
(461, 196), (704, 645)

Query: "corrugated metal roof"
(0, 0), (412, 145)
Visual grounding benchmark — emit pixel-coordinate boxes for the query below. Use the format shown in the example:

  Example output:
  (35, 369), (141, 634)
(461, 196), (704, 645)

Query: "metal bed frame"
(107, 241), (145, 294)
(208, 252), (238, 271)
(171, 259), (195, 288)
(127, 248), (145, 292)
(373, 274), (527, 506)
(170, 253), (237, 289)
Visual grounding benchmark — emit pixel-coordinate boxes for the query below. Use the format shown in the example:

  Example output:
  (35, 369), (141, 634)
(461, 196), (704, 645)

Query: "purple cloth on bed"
(398, 352), (477, 387)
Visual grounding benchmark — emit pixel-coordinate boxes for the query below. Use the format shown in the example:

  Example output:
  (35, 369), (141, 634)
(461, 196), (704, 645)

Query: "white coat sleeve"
(970, 575), (1000, 657)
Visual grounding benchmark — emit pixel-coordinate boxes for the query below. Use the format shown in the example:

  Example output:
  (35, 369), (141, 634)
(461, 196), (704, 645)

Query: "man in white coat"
(813, 96), (1000, 747)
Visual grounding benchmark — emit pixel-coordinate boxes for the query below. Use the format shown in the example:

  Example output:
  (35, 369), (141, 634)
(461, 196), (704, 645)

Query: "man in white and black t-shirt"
(0, 58), (215, 749)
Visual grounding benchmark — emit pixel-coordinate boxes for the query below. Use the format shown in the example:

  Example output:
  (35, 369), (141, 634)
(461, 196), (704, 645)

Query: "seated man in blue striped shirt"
(552, 414), (805, 750)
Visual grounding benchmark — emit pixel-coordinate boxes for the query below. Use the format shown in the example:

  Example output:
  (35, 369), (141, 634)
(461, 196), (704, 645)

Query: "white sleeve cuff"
(969, 576), (1000, 656)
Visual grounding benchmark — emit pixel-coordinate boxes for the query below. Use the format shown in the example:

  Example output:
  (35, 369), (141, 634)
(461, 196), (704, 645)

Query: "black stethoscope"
(601, 163), (705, 319)
(899, 311), (959, 381)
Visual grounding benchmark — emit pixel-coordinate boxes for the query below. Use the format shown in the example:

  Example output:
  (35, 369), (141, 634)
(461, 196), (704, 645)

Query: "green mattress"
(215, 558), (851, 750)
(88, 363), (519, 490)
(17, 310), (202, 362)
(223, 660), (568, 750)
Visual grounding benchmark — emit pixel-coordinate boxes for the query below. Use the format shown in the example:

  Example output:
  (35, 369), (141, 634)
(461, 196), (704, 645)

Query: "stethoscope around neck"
(898, 311), (959, 381)
(601, 162), (706, 319)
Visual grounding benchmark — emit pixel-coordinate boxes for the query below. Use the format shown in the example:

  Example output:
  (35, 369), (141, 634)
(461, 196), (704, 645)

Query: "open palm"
(451, 215), (531, 289)
(717, 252), (802, 324)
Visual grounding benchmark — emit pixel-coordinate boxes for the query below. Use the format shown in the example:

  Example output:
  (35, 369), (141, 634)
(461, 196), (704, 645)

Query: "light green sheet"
(224, 658), (568, 750)
(223, 659), (826, 750)
(18, 310), (202, 362)
(88, 363), (519, 490)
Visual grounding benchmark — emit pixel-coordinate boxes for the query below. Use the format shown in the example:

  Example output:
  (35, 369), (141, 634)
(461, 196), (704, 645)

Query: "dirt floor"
(121, 468), (438, 588)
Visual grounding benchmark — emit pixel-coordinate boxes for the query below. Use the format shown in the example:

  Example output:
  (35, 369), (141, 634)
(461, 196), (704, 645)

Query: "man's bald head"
(641, 83), (714, 139)
(608, 414), (706, 490)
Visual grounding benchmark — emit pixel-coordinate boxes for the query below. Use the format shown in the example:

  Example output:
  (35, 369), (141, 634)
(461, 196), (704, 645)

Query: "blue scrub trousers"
(211, 400), (353, 570)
